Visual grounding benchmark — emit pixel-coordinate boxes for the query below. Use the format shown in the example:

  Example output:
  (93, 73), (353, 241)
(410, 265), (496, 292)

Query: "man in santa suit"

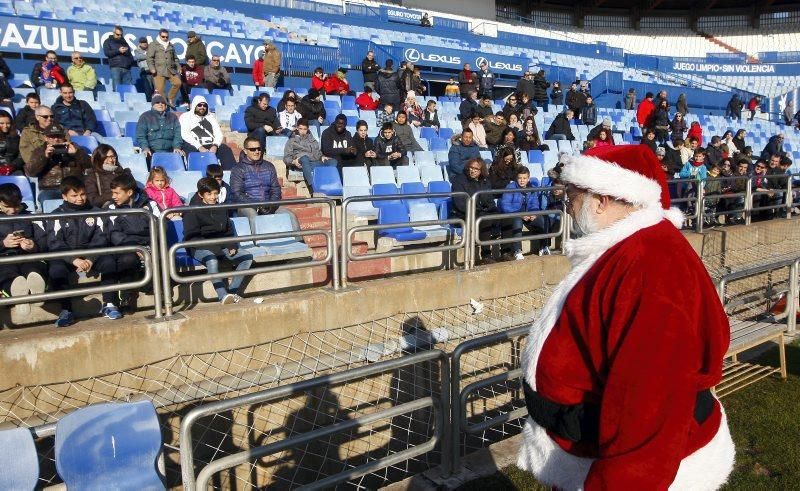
(517, 144), (735, 490)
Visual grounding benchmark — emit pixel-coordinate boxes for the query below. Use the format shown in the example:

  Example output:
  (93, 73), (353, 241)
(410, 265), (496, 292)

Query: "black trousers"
(49, 255), (118, 309)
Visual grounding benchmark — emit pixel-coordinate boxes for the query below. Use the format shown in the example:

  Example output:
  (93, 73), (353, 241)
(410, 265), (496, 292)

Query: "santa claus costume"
(517, 145), (735, 490)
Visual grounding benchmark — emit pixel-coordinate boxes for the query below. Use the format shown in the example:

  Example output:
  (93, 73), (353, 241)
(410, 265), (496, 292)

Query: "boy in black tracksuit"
(0, 183), (47, 315)
(107, 173), (157, 309)
(47, 176), (120, 327)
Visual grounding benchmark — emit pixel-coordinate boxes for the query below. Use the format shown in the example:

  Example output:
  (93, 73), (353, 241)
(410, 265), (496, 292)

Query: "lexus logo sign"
(403, 47), (461, 65)
(405, 48), (421, 63)
(476, 57), (488, 67)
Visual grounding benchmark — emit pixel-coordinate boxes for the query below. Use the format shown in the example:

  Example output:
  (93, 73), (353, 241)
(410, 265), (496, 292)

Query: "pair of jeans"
(298, 155), (338, 191)
(551, 134), (568, 141)
(265, 73), (279, 88)
(139, 72), (155, 99)
(192, 248), (254, 300)
(110, 67), (133, 90)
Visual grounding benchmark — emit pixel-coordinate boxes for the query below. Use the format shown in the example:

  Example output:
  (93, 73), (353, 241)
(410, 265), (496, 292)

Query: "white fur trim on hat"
(560, 154), (663, 209)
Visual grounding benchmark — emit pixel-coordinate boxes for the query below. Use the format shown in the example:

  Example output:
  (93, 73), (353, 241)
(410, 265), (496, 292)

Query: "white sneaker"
(9, 276), (29, 315)
(232, 294), (243, 303)
(538, 246), (552, 256)
(27, 271), (45, 296)
(514, 251), (524, 261)
(221, 294), (236, 305)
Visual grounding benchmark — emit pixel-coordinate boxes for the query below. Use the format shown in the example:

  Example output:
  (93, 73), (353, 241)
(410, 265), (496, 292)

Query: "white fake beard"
(571, 197), (599, 238)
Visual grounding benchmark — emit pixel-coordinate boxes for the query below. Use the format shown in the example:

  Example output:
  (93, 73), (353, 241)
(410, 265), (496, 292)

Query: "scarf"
(156, 37), (170, 49)
(462, 69), (473, 81)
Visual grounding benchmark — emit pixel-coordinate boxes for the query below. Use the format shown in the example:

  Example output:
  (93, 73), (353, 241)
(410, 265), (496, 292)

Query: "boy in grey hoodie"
(283, 118), (337, 191)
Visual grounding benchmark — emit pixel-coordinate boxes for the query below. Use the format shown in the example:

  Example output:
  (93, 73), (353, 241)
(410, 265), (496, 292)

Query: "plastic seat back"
(342, 167), (370, 188)
(420, 127), (437, 140)
(371, 183), (400, 208)
(170, 171), (202, 202)
(254, 213), (296, 246)
(419, 166), (444, 185)
(312, 166), (343, 196)
(0, 176), (34, 201)
(414, 152), (436, 167)
(265, 136), (288, 157)
(230, 113), (247, 133)
(151, 152), (185, 172)
(396, 165), (421, 184)
(187, 152), (219, 171)
(369, 166), (396, 185)
(0, 427), (39, 490)
(70, 135), (98, 153)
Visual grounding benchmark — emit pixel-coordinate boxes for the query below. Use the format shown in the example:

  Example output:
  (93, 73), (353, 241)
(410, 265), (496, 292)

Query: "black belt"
(522, 379), (714, 444)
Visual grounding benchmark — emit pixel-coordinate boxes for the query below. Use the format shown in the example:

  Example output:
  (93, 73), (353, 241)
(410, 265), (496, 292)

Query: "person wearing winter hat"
(586, 117), (614, 143)
(517, 144), (734, 490)
(179, 95), (235, 168)
(298, 88), (327, 129)
(136, 94), (183, 162)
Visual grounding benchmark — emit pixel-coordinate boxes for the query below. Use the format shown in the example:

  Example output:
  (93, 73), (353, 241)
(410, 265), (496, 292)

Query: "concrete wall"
(402, 0), (496, 23)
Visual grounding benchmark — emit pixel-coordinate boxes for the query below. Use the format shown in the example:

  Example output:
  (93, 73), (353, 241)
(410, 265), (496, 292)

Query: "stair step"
(298, 217), (331, 230)
(290, 206), (323, 219)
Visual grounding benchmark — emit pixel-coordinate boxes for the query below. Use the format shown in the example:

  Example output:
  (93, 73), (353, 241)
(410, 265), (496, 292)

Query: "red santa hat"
(559, 145), (685, 227)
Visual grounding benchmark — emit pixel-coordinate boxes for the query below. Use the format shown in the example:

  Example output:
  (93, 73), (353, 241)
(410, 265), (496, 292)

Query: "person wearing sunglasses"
(19, 106), (56, 165)
(30, 50), (66, 89)
(179, 95), (234, 168)
(66, 51), (97, 92)
(146, 28), (182, 108)
(24, 124), (91, 205)
(102, 25), (135, 90)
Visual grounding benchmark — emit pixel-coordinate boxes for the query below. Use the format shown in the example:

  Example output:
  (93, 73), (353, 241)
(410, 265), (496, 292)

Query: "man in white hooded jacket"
(179, 95), (237, 169)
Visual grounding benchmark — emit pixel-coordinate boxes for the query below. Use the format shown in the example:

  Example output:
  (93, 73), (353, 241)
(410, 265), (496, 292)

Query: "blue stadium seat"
(409, 202), (450, 236)
(370, 166), (396, 185)
(438, 127), (454, 140)
(189, 87), (210, 99)
(0, 176), (34, 202)
(116, 84), (138, 95)
(103, 137), (136, 156)
(94, 109), (111, 122)
(378, 203), (426, 241)
(151, 152), (185, 172)
(420, 127), (438, 140)
(170, 171), (202, 202)
(55, 400), (164, 490)
(343, 185), (377, 219)
(420, 165), (444, 185)
(187, 152), (219, 171)
(429, 138), (448, 152)
(253, 213), (310, 255)
(70, 135), (98, 153)
(123, 92), (147, 105)
(42, 199), (61, 213)
(166, 219), (200, 268)
(229, 216), (267, 257)
(211, 89), (230, 100)
(98, 91), (122, 106)
(230, 113), (247, 133)
(98, 121), (122, 137)
(265, 136), (288, 157)
(124, 121), (138, 140)
(312, 166), (342, 196)
(528, 150), (544, 165)
(341, 96), (356, 111)
(114, 111), (140, 127)
(371, 183), (401, 209)
(204, 94), (223, 111)
(414, 152), (436, 167)
(427, 180), (453, 217)
(0, 427), (38, 490)
(122, 153), (148, 176)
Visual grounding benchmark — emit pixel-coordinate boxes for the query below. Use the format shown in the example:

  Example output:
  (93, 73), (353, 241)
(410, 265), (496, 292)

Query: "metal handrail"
(700, 175), (750, 222)
(667, 177), (703, 232)
(0, 208), (163, 318)
(340, 192), (471, 287)
(158, 198), (338, 317)
(179, 349), (451, 491)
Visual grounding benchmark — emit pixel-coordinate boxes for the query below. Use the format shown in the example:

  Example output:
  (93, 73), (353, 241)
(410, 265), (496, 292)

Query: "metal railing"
(340, 192), (470, 287)
(699, 175), (749, 226)
(158, 198), (338, 317)
(667, 177), (703, 232)
(179, 349), (451, 491)
(0, 208), (163, 318)
(467, 187), (567, 268)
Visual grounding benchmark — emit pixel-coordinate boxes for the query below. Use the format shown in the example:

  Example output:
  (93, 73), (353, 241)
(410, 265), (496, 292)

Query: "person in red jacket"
(310, 66), (327, 92)
(687, 121), (704, 147)
(517, 144), (734, 490)
(252, 57), (264, 87)
(636, 91), (656, 131)
(747, 95), (762, 121)
(355, 86), (379, 111)
(324, 68), (351, 96)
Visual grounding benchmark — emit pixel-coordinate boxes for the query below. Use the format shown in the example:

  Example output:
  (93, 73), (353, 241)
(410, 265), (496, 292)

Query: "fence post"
(329, 198), (340, 290)
(788, 260), (798, 336)
(785, 175), (793, 219)
(695, 179), (705, 234)
(158, 215), (174, 317)
(148, 215), (164, 319)
(744, 178), (753, 226)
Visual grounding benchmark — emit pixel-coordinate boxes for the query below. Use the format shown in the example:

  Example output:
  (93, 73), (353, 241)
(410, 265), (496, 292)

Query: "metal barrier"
(468, 187), (566, 268)
(0, 208), (163, 318)
(449, 326), (529, 474)
(748, 173), (793, 221)
(340, 192), (470, 287)
(667, 177), (703, 232)
(158, 198), (338, 317)
(179, 349), (451, 491)
(698, 175), (750, 227)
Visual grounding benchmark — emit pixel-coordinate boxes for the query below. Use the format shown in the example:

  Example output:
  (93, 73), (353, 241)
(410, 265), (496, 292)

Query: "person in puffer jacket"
(375, 122), (408, 167)
(144, 167), (183, 214)
(375, 60), (402, 110)
(136, 95), (183, 159)
(283, 118), (337, 192)
(499, 166), (546, 260)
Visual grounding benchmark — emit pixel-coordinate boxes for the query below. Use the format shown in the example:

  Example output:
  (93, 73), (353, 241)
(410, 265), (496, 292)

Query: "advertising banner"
(398, 43), (528, 76)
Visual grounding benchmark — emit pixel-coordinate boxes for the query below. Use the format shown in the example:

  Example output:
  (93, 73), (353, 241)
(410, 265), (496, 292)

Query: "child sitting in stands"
(200, 164), (231, 204)
(182, 177), (253, 305)
(499, 166), (543, 260)
(144, 166), (183, 216)
(47, 176), (121, 327)
(0, 183), (47, 316)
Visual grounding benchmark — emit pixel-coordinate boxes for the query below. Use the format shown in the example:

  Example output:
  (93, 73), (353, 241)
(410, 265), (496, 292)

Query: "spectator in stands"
(179, 55), (204, 106)
(107, 173), (157, 310)
(52, 84), (96, 136)
(476, 95), (494, 120)
(636, 92), (656, 131)
(421, 100), (440, 130)
(376, 60), (401, 110)
(477, 61), (495, 100)
(321, 114), (357, 166)
(703, 164), (723, 225)
(732, 129), (747, 154)
(515, 70), (534, 102)
(31, 50), (66, 89)
(136, 95), (183, 159)
(726, 94), (744, 121)
(376, 102), (395, 128)
(244, 93), (279, 148)
(624, 88), (636, 111)
(685, 137), (699, 159)
(518, 116), (546, 152)
(276, 88), (297, 112)
(459, 91), (479, 126)
(507, 113), (522, 132)
(447, 129), (481, 178)
(103, 26), (135, 90)
(262, 41), (281, 89)
(652, 99), (670, 145)
(444, 77), (460, 98)
(451, 158), (497, 265)
(298, 89), (326, 129)
(518, 93), (537, 121)
(145, 167), (183, 212)
(662, 137), (685, 176)
(497, 127), (522, 164)
(484, 112), (507, 148)
(375, 122), (408, 167)
(85, 144), (131, 208)
(586, 118), (612, 143)
(655, 89), (668, 106)
(0, 183), (46, 315)
(401, 92), (424, 127)
(0, 113), (23, 176)
(204, 55), (233, 94)
(550, 81), (563, 109)
(680, 149), (709, 181)
(676, 93), (689, 115)
(276, 98), (302, 137)
(200, 164), (231, 204)
(640, 129), (658, 154)
(489, 147), (519, 189)
(15, 93), (39, 133)
(468, 114), (487, 149)
(545, 109), (574, 141)
(747, 95), (761, 121)
(687, 121), (703, 146)
(362, 50), (379, 91)
(669, 112), (687, 140)
(309, 67), (326, 92)
(147, 29), (182, 108)
(355, 87), (379, 111)
(180, 96), (232, 166)
(185, 31), (207, 66)
(499, 166), (543, 261)
(565, 83), (585, 122)
(184, 177), (252, 304)
(580, 95), (598, 126)
(284, 118), (337, 189)
(61, 54), (98, 93)
(706, 136), (724, 167)
(725, 159), (750, 223)
(47, 176), (120, 327)
(420, 12), (432, 27)
(413, 66), (427, 95)
(324, 68), (352, 96)
(134, 37), (154, 99)
(593, 129), (613, 148)
(19, 106), (53, 166)
(458, 63), (476, 99)
(532, 70), (549, 111)
(392, 112), (423, 153)
(719, 131), (736, 158)
(762, 133), (785, 160)
(783, 102), (794, 125)
(752, 159), (774, 220)
(353, 120), (377, 167)
(398, 62), (417, 95)
(26, 124), (91, 204)
(502, 94), (522, 120)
